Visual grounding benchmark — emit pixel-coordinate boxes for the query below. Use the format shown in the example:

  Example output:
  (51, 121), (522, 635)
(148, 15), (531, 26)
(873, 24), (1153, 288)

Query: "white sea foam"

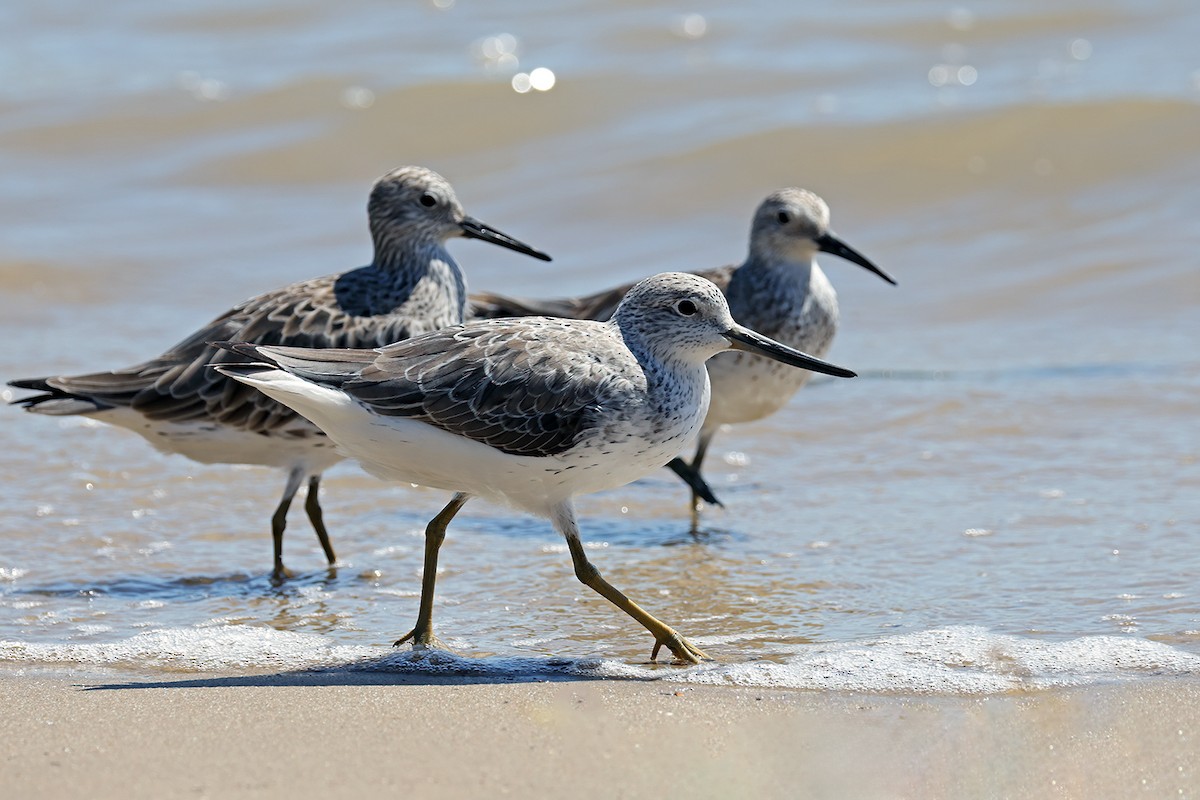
(2, 625), (1197, 692)
(665, 628), (1200, 693)
(0, 626), (376, 672)
(361, 627), (1200, 693)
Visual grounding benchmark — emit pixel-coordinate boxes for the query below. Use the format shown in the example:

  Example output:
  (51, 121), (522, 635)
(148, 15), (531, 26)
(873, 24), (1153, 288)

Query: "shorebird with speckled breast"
(212, 271), (856, 663)
(471, 188), (894, 517)
(9, 166), (550, 580)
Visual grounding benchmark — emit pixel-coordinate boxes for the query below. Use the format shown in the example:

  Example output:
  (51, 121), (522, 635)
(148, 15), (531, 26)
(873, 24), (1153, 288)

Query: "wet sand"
(2, 672), (1197, 799)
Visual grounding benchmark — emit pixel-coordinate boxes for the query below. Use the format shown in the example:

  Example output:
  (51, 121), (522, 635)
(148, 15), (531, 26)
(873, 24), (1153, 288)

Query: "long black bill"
(725, 326), (856, 378)
(460, 216), (552, 262)
(816, 232), (896, 285)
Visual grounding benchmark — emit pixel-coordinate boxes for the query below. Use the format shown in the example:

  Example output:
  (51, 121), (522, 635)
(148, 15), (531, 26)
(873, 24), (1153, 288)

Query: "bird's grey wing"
(15, 274), (420, 435)
(694, 264), (736, 294)
(468, 265), (736, 323)
(467, 292), (613, 321)
(468, 283), (630, 323)
(317, 319), (633, 457)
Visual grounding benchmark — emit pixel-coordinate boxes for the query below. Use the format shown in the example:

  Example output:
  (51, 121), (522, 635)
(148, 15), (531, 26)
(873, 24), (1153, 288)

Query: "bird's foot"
(666, 459), (723, 508)
(394, 624), (450, 652)
(270, 564), (296, 583)
(649, 629), (709, 665)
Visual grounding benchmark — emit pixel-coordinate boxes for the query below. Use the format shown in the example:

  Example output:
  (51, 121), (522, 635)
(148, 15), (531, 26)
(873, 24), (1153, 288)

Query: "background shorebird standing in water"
(471, 188), (895, 520)
(212, 272), (857, 663)
(9, 166), (551, 580)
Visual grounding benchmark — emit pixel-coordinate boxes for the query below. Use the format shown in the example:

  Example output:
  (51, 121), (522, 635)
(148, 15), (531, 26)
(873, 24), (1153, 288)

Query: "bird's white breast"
(706, 264), (838, 428)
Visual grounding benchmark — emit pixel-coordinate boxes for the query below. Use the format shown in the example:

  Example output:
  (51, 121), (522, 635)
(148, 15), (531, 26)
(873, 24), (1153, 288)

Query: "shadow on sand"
(79, 647), (681, 691)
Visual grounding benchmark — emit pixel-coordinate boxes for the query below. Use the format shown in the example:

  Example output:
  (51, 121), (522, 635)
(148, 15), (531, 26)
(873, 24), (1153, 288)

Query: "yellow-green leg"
(394, 493), (470, 650)
(555, 504), (709, 664)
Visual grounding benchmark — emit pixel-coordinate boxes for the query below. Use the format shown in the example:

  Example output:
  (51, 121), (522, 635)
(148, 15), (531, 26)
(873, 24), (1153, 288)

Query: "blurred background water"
(1, 0), (1198, 689)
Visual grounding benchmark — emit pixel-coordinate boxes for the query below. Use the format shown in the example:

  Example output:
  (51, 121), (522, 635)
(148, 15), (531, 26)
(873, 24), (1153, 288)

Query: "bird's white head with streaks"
(612, 273), (738, 364)
(747, 188), (832, 265)
(613, 272), (859, 379)
(367, 167), (468, 257)
(366, 166), (550, 269)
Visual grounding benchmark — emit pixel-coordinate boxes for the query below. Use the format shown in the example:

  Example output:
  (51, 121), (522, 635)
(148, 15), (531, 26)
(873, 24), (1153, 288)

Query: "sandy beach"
(2, 671), (1197, 799)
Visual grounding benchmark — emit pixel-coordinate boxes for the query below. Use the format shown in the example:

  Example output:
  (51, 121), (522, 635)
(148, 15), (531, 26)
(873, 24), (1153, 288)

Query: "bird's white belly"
(334, 411), (700, 516)
(91, 407), (344, 471)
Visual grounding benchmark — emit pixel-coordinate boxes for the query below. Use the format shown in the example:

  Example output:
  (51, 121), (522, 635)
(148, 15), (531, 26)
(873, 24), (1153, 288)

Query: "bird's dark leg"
(690, 430), (714, 485)
(665, 426), (723, 510)
(304, 475), (337, 565)
(685, 429), (720, 531)
(554, 504), (709, 664)
(270, 467), (306, 581)
(394, 492), (470, 650)
(666, 460), (722, 508)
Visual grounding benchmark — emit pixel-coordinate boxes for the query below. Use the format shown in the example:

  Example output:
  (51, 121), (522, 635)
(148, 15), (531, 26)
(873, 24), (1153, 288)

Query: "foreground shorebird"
(9, 166), (550, 579)
(212, 272), (856, 663)
(472, 188), (894, 513)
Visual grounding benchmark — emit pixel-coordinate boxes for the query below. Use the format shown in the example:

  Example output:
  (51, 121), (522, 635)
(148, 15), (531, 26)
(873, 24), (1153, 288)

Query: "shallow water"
(2, 0), (1198, 691)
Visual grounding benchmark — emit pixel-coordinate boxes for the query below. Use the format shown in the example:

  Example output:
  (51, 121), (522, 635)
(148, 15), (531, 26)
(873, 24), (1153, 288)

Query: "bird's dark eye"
(675, 299), (698, 316)
(419, 193), (438, 207)
(777, 210), (790, 224)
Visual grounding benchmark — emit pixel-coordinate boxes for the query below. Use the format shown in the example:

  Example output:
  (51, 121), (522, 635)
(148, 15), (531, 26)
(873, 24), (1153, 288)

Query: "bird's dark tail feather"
(8, 378), (55, 393)
(209, 340), (271, 363)
(7, 378), (110, 413)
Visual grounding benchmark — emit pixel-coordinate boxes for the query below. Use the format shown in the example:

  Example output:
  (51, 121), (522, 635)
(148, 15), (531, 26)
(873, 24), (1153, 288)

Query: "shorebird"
(211, 272), (856, 663)
(9, 166), (550, 579)
(471, 188), (894, 513)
